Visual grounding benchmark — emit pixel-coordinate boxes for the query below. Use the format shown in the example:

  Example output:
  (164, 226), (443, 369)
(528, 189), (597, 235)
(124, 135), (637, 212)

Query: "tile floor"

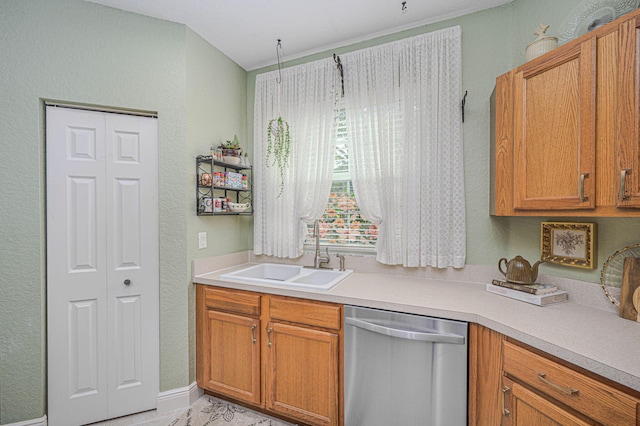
(87, 395), (295, 425)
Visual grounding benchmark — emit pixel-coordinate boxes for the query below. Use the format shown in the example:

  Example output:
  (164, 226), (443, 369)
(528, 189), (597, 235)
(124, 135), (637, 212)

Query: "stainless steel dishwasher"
(344, 305), (468, 425)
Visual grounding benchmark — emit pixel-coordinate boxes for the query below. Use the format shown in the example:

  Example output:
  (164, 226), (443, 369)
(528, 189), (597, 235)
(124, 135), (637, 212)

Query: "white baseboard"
(4, 415), (47, 426)
(4, 385), (203, 424)
(156, 381), (204, 413)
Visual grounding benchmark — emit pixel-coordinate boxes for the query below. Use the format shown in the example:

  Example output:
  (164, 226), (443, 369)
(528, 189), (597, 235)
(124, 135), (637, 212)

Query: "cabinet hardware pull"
(502, 385), (510, 415)
(537, 372), (579, 396)
(251, 324), (257, 344)
(579, 173), (589, 202)
(620, 168), (631, 201)
(267, 327), (272, 347)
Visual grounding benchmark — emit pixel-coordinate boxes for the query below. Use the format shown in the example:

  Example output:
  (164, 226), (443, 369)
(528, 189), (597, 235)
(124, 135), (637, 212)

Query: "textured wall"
(0, 1), (190, 423)
(185, 28), (249, 383)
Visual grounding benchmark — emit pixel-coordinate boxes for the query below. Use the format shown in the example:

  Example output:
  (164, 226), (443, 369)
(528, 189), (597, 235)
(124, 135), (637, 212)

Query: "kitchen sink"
(219, 263), (353, 290)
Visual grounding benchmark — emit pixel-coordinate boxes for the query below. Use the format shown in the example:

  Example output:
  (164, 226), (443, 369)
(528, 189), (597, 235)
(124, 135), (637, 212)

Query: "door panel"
(114, 295), (143, 389)
(47, 107), (108, 426)
(617, 16), (640, 207)
(47, 106), (158, 425)
(68, 177), (98, 271)
(513, 39), (596, 210)
(113, 178), (142, 268)
(203, 310), (261, 404)
(267, 322), (339, 426)
(68, 299), (100, 398)
(106, 112), (158, 418)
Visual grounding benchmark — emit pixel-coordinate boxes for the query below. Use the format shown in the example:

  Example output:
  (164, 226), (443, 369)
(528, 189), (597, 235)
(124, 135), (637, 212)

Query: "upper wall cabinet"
(618, 15), (640, 208)
(491, 8), (640, 217)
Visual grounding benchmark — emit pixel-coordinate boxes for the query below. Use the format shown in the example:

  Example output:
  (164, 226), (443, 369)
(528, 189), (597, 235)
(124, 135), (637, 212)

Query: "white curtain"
(343, 26), (465, 268)
(253, 58), (338, 257)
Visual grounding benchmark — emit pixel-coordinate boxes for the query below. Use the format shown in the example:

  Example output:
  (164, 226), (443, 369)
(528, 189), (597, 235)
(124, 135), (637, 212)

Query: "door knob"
(124, 279), (131, 285)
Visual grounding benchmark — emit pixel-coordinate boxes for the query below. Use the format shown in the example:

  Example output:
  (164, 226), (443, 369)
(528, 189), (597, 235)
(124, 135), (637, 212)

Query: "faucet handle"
(320, 247), (330, 262)
(336, 253), (346, 271)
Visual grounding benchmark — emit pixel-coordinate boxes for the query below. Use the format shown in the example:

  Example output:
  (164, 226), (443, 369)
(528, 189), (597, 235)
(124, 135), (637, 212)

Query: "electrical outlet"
(198, 232), (207, 249)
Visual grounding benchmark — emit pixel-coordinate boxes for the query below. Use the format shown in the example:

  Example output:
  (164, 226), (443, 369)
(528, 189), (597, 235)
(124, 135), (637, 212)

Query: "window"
(305, 108), (378, 250)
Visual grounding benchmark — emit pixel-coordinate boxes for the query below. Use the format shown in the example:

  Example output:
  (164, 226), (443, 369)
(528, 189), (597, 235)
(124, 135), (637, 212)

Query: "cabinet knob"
(124, 279), (131, 285)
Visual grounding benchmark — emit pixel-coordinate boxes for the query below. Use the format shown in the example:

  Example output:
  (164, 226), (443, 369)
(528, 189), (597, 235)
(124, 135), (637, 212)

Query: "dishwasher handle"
(345, 317), (465, 345)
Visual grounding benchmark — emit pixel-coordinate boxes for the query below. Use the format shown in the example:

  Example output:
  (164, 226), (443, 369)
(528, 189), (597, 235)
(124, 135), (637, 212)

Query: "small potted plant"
(219, 134), (242, 164)
(266, 117), (291, 196)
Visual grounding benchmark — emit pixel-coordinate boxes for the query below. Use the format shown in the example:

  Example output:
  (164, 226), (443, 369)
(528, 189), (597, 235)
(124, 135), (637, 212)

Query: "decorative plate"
(600, 243), (640, 306)
(558, 0), (639, 43)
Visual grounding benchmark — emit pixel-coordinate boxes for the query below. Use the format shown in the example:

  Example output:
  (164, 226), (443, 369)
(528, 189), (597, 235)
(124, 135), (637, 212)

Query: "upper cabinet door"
(617, 16), (640, 208)
(512, 38), (597, 211)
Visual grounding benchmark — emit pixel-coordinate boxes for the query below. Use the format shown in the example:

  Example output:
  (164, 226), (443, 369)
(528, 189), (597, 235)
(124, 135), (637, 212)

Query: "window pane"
(305, 105), (377, 249)
(305, 180), (378, 248)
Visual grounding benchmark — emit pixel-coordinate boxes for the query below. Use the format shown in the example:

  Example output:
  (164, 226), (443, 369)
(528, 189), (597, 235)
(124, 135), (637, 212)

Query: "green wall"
(247, 0), (640, 284)
(185, 29), (250, 382)
(0, 1), (249, 423)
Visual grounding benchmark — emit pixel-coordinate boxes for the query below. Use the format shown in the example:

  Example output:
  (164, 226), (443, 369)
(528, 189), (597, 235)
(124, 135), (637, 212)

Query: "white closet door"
(46, 106), (158, 426)
(105, 112), (159, 418)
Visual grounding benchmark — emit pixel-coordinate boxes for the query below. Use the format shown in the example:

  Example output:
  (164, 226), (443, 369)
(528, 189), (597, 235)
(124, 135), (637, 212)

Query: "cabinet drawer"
(204, 287), (260, 317)
(503, 340), (639, 425)
(269, 296), (342, 331)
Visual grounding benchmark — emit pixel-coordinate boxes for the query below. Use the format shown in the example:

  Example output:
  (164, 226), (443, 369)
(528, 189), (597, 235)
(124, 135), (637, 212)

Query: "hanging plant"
(266, 117), (291, 197)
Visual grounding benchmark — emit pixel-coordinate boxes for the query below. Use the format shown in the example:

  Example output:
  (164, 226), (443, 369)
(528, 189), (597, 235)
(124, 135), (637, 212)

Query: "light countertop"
(193, 253), (640, 393)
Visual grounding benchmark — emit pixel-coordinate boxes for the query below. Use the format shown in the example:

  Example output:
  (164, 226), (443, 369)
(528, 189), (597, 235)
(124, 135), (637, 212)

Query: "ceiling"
(86, 0), (513, 71)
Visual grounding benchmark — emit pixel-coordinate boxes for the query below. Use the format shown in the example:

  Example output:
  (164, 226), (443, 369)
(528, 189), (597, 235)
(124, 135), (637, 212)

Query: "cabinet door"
(201, 310), (261, 405)
(513, 38), (596, 210)
(266, 322), (339, 426)
(618, 15), (640, 207)
(503, 377), (591, 426)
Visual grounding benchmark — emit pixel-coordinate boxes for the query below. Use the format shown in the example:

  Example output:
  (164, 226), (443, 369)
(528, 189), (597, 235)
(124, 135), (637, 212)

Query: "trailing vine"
(266, 117), (290, 197)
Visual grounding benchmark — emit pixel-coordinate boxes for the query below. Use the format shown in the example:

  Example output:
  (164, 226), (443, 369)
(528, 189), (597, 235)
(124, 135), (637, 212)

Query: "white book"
(485, 283), (568, 306)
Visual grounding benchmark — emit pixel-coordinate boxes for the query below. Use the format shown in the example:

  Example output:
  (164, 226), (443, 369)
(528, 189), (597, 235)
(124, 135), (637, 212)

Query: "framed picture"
(541, 222), (596, 269)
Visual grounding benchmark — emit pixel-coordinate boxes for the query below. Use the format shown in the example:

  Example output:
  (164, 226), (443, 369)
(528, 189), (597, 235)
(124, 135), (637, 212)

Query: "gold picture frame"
(541, 222), (596, 269)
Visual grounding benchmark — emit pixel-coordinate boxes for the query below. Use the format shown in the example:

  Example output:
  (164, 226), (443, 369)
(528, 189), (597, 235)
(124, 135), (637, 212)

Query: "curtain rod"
(44, 101), (158, 118)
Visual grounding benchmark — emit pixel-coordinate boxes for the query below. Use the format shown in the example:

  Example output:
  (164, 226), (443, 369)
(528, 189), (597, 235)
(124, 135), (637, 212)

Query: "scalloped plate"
(558, 0), (639, 43)
(600, 243), (640, 306)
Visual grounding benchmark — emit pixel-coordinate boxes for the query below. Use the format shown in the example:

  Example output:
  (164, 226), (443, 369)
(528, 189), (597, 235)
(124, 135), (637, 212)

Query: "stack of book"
(486, 279), (568, 306)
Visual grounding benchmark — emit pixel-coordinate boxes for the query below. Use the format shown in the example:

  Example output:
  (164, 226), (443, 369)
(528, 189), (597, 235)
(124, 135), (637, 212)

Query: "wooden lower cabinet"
(266, 322), (339, 425)
(469, 324), (640, 426)
(200, 310), (261, 404)
(502, 377), (591, 426)
(502, 340), (640, 426)
(196, 284), (343, 426)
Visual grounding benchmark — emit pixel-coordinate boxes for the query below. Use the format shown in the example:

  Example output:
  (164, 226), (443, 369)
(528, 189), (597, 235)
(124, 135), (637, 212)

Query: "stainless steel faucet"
(313, 219), (331, 269)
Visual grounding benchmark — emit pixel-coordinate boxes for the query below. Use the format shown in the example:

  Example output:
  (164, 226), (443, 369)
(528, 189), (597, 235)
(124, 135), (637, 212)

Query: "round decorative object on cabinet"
(525, 22), (558, 62)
